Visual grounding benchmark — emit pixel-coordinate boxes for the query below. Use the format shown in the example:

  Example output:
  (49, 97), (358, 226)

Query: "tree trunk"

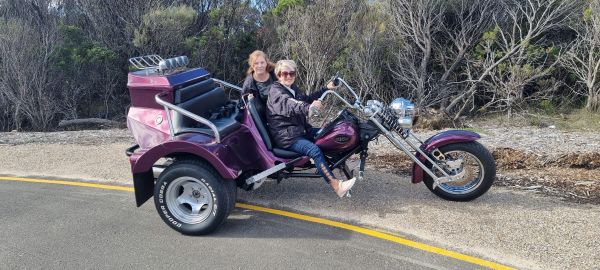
(587, 93), (600, 112)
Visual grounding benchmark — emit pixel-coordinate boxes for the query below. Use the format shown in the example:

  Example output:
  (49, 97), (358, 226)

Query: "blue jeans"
(286, 128), (335, 184)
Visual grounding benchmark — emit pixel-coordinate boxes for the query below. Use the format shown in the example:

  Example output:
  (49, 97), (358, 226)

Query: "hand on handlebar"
(309, 100), (322, 117)
(310, 100), (322, 110)
(326, 80), (339, 90)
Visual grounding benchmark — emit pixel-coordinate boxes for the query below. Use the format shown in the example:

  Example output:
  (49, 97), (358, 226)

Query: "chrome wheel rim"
(166, 176), (213, 224)
(436, 151), (484, 195)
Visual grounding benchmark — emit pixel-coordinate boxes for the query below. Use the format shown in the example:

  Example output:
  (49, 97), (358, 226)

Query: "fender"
(131, 140), (238, 178)
(129, 140), (239, 206)
(411, 130), (481, 184)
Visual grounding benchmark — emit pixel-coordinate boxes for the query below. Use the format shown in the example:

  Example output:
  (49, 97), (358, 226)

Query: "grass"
(467, 108), (600, 132)
(553, 109), (600, 131)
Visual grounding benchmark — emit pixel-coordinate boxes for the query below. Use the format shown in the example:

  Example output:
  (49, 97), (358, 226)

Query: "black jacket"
(242, 71), (277, 102)
(266, 81), (327, 148)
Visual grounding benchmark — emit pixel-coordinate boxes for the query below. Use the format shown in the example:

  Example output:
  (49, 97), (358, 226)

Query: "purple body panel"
(411, 130), (481, 184)
(315, 121), (359, 154)
(127, 68), (253, 180)
(127, 107), (171, 149)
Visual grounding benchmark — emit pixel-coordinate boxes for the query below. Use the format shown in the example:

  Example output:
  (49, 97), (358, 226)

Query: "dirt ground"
(363, 117), (600, 205)
(369, 150), (600, 204)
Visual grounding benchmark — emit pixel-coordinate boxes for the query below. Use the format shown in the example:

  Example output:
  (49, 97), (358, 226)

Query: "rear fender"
(129, 140), (238, 206)
(411, 130), (480, 184)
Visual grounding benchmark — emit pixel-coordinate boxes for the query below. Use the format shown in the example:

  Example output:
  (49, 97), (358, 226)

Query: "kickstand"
(276, 172), (285, 184)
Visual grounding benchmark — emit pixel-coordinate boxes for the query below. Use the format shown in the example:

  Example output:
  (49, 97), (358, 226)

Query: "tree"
(133, 5), (197, 56)
(276, 0), (359, 93)
(445, 0), (581, 119)
(0, 19), (58, 130)
(563, 1), (600, 112)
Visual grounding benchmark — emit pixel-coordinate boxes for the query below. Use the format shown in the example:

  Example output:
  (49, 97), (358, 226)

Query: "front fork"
(367, 118), (475, 189)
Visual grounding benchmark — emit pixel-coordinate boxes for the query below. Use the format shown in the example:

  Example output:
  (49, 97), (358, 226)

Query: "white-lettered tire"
(223, 178), (237, 216)
(423, 141), (496, 201)
(154, 159), (231, 235)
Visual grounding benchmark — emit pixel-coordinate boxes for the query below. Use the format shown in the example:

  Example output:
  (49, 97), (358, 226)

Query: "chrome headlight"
(389, 98), (415, 128)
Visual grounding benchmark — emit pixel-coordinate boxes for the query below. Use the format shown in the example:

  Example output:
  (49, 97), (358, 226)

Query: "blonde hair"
(274, 60), (297, 76)
(246, 50), (275, 75)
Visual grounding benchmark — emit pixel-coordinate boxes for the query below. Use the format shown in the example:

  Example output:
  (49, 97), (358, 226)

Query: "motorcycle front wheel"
(423, 141), (496, 201)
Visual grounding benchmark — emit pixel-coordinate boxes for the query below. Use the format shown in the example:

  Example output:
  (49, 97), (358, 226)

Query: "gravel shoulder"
(1, 126), (599, 269)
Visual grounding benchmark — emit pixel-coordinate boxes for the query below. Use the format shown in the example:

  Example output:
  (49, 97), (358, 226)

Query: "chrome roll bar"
(155, 93), (221, 143)
(213, 78), (243, 93)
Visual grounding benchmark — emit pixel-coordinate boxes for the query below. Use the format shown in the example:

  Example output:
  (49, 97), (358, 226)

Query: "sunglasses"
(279, 71), (296, 78)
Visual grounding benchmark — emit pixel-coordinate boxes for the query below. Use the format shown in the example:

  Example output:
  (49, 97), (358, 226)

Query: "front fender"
(411, 130), (481, 184)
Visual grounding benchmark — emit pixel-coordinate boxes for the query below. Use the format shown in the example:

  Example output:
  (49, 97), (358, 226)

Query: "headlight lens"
(389, 98), (415, 128)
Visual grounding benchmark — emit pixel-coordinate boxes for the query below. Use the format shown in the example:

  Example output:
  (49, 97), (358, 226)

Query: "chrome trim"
(318, 78), (362, 109)
(335, 78), (361, 106)
(155, 93), (221, 143)
(318, 90), (358, 109)
(128, 55), (163, 70)
(367, 116), (451, 185)
(213, 78), (243, 93)
(246, 162), (287, 190)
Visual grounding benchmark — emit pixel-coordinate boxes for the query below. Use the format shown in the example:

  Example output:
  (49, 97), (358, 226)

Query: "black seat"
(171, 78), (240, 138)
(247, 98), (301, 159)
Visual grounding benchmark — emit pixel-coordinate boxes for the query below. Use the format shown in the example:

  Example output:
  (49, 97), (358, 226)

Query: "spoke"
(176, 195), (188, 205)
(190, 204), (202, 215)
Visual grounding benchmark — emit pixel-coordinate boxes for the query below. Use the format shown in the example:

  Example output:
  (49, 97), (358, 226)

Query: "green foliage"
(272, 0), (304, 16)
(482, 26), (500, 43)
(53, 24), (117, 73)
(133, 5), (197, 54)
(583, 7), (593, 21)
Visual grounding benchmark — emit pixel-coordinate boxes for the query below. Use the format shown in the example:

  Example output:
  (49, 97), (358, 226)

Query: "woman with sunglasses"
(242, 50), (277, 102)
(266, 60), (356, 197)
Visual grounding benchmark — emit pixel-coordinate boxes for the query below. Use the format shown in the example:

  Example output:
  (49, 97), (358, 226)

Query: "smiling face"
(253, 56), (267, 75)
(278, 67), (296, 87)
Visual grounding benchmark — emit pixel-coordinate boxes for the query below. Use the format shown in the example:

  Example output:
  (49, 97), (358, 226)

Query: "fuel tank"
(314, 120), (359, 154)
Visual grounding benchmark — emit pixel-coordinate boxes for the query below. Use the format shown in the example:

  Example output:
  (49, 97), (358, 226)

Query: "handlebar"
(318, 77), (362, 110)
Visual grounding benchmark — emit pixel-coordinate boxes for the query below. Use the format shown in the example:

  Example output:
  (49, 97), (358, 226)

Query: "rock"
(574, 181), (595, 187)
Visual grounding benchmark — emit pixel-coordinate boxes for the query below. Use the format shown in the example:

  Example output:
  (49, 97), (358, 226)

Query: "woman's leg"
(287, 138), (356, 197)
(287, 138), (335, 183)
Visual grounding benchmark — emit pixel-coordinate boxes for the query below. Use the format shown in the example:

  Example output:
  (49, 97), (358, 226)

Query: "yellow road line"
(0, 176), (514, 270)
(0, 176), (134, 192)
(235, 203), (514, 270)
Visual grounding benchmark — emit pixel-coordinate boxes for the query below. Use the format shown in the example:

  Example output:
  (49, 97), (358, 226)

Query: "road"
(0, 180), (485, 270)
(1, 141), (599, 269)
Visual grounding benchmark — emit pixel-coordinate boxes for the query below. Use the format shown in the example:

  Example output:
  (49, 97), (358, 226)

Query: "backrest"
(174, 78), (216, 104)
(248, 97), (273, 150)
(172, 78), (229, 131)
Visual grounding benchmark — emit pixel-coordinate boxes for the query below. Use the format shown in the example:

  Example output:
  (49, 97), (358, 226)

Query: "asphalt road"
(0, 180), (484, 270)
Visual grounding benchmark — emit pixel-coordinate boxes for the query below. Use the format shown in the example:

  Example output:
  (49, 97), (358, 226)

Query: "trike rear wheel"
(154, 160), (231, 235)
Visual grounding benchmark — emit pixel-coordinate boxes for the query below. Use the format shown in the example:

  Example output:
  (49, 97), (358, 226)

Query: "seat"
(247, 98), (302, 159)
(171, 78), (240, 138)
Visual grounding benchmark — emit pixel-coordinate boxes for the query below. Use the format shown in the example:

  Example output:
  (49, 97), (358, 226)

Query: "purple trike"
(125, 55), (496, 235)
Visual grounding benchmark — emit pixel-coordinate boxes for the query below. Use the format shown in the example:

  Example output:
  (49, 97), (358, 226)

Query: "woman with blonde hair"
(266, 60), (356, 197)
(242, 50), (276, 102)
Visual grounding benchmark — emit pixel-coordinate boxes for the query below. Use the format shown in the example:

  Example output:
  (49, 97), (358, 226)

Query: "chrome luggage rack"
(128, 55), (190, 75)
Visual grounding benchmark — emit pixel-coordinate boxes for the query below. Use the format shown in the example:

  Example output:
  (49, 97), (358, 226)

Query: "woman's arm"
(268, 87), (311, 117)
(241, 75), (256, 96)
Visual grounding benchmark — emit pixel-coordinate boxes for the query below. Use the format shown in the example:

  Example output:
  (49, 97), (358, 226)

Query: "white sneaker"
(336, 177), (356, 198)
